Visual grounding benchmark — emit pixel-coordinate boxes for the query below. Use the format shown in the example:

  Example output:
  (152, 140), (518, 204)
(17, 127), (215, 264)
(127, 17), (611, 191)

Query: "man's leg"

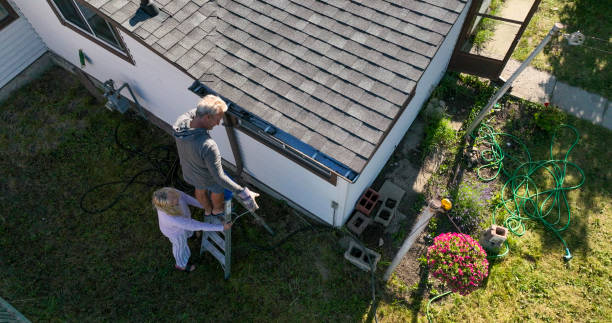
(194, 188), (213, 215)
(211, 192), (225, 215)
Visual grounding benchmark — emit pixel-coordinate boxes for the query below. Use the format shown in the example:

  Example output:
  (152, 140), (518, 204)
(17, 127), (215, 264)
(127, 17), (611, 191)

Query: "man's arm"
(201, 140), (243, 192)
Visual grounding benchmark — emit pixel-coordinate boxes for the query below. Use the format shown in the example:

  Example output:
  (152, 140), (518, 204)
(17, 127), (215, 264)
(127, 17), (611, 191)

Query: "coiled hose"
(474, 123), (585, 260)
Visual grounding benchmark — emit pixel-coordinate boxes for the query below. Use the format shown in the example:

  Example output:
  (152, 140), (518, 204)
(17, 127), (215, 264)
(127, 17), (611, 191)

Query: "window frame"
(47, 0), (134, 64)
(0, 0), (18, 31)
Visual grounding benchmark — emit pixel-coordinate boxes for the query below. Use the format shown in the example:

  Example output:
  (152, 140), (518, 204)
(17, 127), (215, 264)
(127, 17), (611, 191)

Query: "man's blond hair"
(196, 95), (227, 117)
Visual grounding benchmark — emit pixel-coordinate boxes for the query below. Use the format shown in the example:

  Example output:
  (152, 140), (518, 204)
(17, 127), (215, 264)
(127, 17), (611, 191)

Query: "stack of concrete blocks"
(347, 187), (379, 235)
(344, 240), (381, 272)
(374, 181), (406, 227)
(479, 225), (508, 251)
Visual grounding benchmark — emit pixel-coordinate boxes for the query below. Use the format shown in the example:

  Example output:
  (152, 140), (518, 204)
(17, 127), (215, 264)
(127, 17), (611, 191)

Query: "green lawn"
(512, 0), (611, 99)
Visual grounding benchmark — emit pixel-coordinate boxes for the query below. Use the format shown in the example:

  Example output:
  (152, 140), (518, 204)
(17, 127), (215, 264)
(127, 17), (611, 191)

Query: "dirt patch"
(393, 231), (429, 288)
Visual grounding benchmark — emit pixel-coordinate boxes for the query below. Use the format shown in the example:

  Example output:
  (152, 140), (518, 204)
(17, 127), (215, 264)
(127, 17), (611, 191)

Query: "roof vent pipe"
(140, 0), (159, 17)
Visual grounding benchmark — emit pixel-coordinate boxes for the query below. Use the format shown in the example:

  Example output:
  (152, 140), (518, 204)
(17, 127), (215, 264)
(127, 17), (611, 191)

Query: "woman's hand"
(223, 222), (233, 230)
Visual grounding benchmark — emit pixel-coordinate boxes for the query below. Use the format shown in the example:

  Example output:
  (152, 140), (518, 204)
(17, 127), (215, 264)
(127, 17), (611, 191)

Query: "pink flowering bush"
(426, 232), (489, 295)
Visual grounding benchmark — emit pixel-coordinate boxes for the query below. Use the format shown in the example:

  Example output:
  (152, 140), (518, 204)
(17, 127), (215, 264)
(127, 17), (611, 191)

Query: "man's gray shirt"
(173, 109), (242, 193)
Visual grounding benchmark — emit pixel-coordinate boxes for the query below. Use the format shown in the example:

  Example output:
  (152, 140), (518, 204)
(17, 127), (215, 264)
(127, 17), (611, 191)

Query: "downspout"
(223, 113), (244, 180)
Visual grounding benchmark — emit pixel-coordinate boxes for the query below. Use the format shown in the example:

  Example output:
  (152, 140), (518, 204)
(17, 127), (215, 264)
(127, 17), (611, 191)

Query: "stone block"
(355, 188), (379, 216)
(347, 211), (371, 235)
(479, 225), (508, 251)
(344, 240), (381, 272)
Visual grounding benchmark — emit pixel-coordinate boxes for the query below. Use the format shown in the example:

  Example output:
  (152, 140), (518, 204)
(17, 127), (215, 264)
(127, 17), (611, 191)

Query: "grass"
(471, 0), (505, 50)
(2, 68), (611, 322)
(379, 73), (612, 322)
(0, 68), (378, 321)
(512, 0), (611, 98)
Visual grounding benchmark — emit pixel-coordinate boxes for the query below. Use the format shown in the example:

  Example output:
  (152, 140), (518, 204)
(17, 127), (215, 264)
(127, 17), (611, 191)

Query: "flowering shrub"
(448, 181), (493, 234)
(427, 232), (489, 295)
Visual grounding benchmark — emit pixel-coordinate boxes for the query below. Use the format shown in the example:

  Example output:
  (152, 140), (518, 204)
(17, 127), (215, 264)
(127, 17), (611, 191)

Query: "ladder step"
(206, 244), (226, 265)
(206, 232), (226, 251)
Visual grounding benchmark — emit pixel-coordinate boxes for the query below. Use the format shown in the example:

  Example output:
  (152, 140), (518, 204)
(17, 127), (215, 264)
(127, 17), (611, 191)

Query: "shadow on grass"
(546, 0), (611, 99)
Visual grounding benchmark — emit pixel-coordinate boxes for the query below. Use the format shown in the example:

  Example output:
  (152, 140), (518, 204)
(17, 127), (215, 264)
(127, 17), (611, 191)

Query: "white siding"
(235, 130), (348, 226)
(341, 2), (471, 225)
(0, 0), (47, 88)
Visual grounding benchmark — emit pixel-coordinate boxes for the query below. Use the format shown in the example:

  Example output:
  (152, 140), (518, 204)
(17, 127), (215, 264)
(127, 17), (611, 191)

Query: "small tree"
(427, 233), (489, 295)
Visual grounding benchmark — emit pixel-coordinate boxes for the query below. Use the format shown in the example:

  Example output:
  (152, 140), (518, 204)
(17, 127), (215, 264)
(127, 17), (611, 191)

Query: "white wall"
(341, 2), (471, 224)
(12, 0), (236, 165)
(235, 130), (348, 225)
(0, 0), (46, 88)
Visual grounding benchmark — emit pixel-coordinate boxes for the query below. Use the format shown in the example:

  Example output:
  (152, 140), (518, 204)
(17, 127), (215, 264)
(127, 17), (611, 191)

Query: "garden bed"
(378, 72), (612, 321)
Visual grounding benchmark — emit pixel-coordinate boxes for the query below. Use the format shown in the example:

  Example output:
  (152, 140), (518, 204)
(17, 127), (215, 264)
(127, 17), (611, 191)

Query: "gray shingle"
(180, 27), (207, 49)
(109, 1), (136, 24)
(177, 48), (204, 70)
(164, 0), (190, 15)
(152, 18), (179, 39)
(177, 11), (208, 34)
(100, 0), (129, 15)
(166, 44), (189, 62)
(157, 28), (185, 50)
(174, 2), (199, 22)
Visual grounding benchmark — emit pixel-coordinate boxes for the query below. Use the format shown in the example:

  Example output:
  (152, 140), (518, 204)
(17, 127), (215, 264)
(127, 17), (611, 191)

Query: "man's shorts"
(195, 183), (224, 194)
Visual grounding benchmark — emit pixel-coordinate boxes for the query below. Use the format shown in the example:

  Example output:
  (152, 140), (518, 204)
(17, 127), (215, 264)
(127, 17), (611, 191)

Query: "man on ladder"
(173, 94), (260, 278)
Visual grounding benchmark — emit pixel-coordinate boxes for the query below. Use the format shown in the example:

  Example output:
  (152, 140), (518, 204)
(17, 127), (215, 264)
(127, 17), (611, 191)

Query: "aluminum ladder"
(200, 190), (233, 280)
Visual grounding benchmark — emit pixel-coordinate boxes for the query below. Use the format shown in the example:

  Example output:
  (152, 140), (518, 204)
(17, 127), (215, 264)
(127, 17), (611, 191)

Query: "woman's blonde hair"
(152, 187), (182, 216)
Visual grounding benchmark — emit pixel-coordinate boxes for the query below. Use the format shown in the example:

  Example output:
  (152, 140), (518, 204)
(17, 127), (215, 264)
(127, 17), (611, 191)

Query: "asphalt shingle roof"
(84, 0), (467, 174)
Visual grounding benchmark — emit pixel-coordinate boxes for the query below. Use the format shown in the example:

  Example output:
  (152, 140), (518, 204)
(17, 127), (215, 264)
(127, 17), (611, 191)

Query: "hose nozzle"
(563, 248), (572, 261)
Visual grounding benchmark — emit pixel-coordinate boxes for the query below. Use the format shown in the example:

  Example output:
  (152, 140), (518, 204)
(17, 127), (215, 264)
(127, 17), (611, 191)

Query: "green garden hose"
(426, 291), (452, 323)
(473, 123), (585, 260)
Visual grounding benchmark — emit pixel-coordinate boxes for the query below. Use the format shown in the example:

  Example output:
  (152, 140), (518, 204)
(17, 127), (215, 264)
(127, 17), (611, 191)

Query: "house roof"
(85, 0), (467, 174)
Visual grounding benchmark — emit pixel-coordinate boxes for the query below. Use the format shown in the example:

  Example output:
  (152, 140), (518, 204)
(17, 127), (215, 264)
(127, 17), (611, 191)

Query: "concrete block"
(347, 211), (371, 235)
(479, 225), (508, 251)
(377, 180), (405, 206)
(355, 188), (379, 216)
(344, 240), (381, 272)
(373, 200), (395, 227)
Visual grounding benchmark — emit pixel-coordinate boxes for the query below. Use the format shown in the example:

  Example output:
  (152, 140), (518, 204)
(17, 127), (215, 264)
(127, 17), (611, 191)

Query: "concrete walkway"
(501, 59), (612, 130)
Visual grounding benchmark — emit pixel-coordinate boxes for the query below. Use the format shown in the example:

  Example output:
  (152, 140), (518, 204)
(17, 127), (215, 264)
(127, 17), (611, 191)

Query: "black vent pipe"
(140, 0), (159, 17)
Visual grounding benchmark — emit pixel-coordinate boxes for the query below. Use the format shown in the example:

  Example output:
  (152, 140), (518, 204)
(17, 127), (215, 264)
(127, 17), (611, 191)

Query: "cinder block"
(344, 240), (381, 272)
(347, 211), (371, 235)
(479, 225), (508, 251)
(355, 188), (379, 216)
(373, 197), (396, 227)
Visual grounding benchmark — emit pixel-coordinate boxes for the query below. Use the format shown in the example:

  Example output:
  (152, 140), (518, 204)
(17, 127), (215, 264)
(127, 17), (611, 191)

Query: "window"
(0, 0), (18, 31)
(48, 0), (133, 63)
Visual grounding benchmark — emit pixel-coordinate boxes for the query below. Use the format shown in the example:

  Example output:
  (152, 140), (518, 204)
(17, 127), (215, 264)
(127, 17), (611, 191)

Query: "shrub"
(448, 181), (493, 235)
(427, 233), (489, 295)
(423, 116), (457, 155)
(534, 107), (567, 133)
